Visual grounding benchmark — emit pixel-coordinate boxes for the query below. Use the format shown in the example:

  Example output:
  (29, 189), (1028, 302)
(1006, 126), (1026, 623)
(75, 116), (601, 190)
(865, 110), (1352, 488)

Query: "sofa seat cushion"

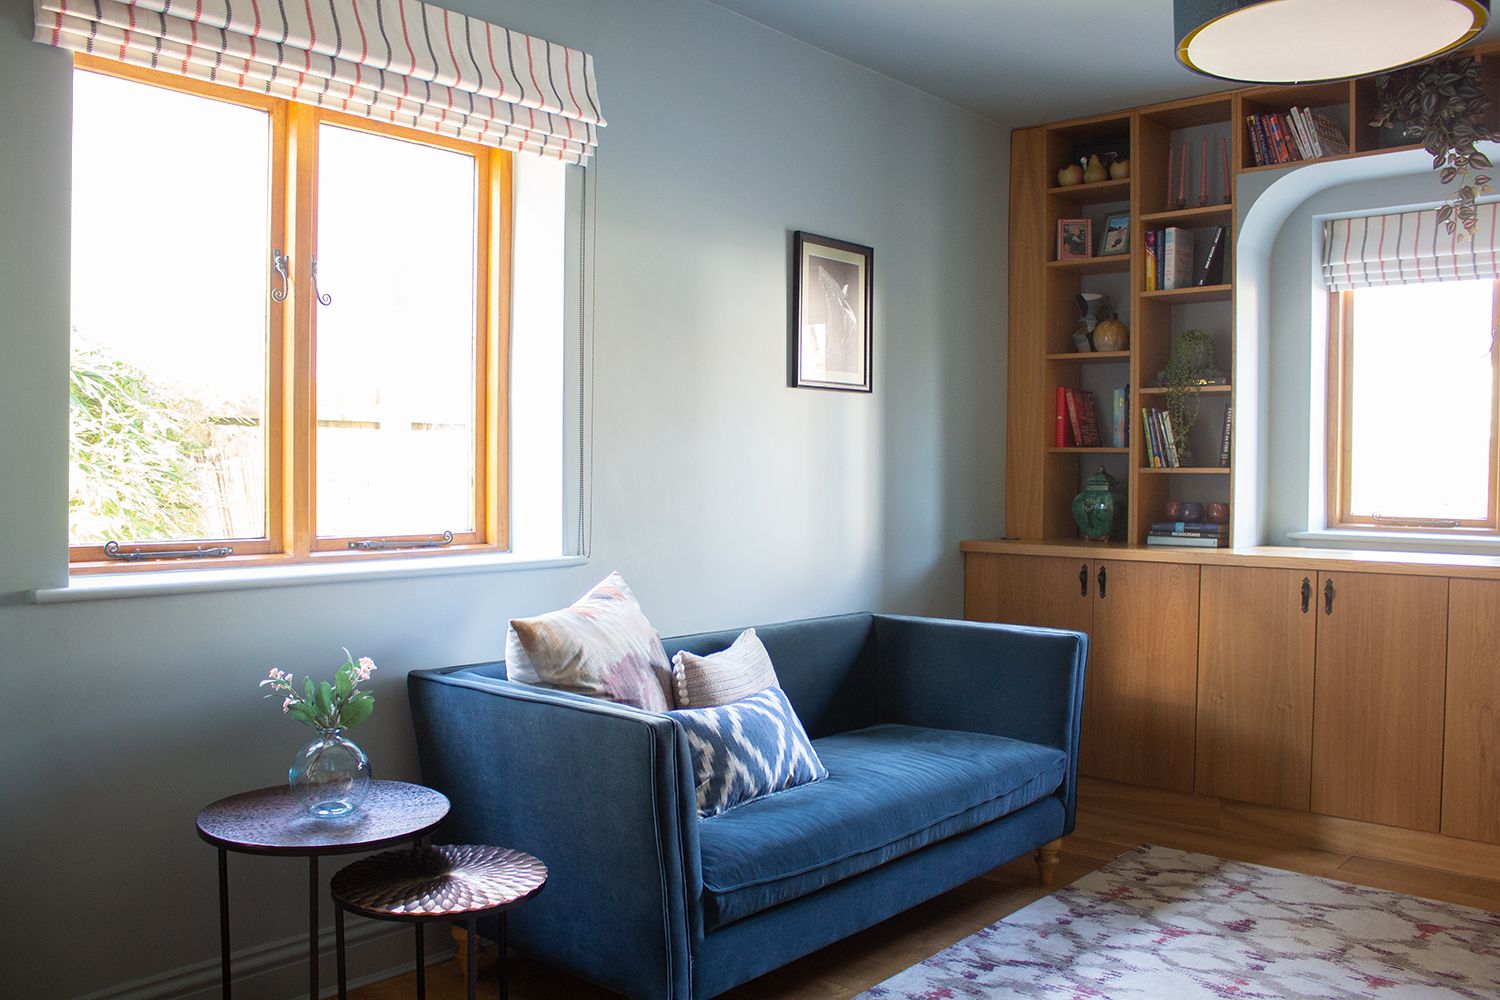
(697, 724), (1067, 929)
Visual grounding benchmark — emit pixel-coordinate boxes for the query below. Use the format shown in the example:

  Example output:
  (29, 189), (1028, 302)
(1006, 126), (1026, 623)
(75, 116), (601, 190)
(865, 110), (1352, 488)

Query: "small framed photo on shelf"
(1056, 218), (1092, 261)
(792, 231), (873, 393)
(1098, 211), (1130, 256)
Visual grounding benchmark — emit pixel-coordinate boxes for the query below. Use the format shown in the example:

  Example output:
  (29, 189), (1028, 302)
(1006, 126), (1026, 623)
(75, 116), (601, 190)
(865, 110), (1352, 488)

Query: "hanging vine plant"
(1370, 55), (1499, 238)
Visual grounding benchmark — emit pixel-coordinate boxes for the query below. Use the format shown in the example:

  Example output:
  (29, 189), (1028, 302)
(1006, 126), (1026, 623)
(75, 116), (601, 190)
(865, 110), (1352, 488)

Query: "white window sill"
(31, 551), (588, 604)
(1287, 528), (1500, 557)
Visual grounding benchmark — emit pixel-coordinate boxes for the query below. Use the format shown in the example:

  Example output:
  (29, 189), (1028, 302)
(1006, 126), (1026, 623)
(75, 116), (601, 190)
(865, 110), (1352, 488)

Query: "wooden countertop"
(960, 537), (1500, 581)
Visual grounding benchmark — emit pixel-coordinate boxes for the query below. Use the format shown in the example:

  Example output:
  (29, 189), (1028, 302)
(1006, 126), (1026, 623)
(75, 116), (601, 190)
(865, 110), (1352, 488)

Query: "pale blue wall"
(0, 0), (1008, 995)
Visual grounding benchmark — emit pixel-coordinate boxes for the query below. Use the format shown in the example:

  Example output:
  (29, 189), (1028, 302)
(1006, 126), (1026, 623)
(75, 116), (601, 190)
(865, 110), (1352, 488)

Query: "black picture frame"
(792, 231), (873, 392)
(1099, 210), (1131, 256)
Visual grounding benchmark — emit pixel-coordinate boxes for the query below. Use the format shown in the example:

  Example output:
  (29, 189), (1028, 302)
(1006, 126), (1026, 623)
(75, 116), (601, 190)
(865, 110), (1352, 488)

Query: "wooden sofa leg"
(1035, 838), (1062, 886)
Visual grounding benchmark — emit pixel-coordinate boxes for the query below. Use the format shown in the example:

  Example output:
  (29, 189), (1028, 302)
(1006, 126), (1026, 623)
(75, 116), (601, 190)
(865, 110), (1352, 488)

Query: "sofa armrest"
(408, 668), (700, 1000)
(872, 615), (1087, 829)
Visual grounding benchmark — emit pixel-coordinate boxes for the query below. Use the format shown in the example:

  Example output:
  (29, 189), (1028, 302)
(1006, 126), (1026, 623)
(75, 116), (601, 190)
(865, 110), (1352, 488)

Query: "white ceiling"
(707, 0), (1500, 126)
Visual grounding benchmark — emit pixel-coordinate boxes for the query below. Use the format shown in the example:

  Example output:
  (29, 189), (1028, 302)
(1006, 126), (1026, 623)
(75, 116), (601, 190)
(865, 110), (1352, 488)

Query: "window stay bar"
(103, 541), (235, 561)
(347, 531), (455, 551)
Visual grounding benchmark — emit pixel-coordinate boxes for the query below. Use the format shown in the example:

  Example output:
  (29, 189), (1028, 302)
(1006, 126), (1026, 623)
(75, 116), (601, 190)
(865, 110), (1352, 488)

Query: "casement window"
(67, 57), (509, 570)
(1323, 209), (1500, 533)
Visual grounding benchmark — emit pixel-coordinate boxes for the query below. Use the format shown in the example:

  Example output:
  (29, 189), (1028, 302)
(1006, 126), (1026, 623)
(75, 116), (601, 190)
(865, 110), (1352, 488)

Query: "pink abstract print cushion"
(505, 572), (674, 712)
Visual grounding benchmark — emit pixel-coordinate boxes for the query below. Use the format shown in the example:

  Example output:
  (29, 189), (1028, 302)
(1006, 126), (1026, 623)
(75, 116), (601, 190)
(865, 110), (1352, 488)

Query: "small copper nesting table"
(331, 844), (547, 999)
(196, 780), (450, 1000)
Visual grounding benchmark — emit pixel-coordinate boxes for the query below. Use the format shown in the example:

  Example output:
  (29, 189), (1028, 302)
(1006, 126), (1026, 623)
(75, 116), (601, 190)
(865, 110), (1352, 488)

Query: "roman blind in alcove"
(1322, 204), (1500, 290)
(33, 0), (604, 163)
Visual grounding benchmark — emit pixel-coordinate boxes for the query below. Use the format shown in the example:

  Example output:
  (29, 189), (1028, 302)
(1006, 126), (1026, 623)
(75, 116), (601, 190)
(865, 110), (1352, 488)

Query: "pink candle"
(1178, 143), (1188, 207)
(1220, 136), (1231, 204)
(1199, 136), (1209, 206)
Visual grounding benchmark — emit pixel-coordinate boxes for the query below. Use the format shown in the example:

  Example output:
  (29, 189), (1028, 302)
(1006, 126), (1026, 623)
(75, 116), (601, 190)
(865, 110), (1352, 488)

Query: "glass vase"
(289, 727), (371, 817)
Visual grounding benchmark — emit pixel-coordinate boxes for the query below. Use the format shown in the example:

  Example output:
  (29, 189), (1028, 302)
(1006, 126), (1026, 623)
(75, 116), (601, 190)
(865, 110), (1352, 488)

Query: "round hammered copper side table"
(330, 844), (547, 1000)
(196, 780), (450, 1000)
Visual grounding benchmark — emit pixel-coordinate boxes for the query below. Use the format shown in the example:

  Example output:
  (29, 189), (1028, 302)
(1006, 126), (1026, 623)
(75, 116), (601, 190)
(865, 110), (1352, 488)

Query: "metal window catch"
(271, 250), (290, 302)
(103, 540), (234, 561)
(347, 531), (454, 551)
(311, 256), (332, 306)
(1371, 514), (1460, 529)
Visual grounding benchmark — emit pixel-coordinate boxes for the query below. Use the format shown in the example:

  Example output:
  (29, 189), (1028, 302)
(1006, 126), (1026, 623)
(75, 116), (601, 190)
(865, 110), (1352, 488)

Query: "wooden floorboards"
(349, 803), (1500, 1000)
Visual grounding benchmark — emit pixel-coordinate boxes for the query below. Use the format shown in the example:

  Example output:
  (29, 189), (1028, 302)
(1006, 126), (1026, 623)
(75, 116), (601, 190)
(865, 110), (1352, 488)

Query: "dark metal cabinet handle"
(1301, 577), (1312, 614)
(1097, 565), (1107, 599)
(1323, 578), (1335, 616)
(1079, 564), (1089, 597)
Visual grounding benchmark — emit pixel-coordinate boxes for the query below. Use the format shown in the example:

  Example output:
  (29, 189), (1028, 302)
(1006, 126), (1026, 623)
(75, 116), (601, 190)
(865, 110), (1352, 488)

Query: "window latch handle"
(347, 531), (454, 551)
(311, 255), (332, 307)
(270, 250), (290, 302)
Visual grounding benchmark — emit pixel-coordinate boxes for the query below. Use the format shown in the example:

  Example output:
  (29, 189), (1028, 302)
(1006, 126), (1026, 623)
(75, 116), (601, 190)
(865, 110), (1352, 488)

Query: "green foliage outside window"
(68, 345), (210, 543)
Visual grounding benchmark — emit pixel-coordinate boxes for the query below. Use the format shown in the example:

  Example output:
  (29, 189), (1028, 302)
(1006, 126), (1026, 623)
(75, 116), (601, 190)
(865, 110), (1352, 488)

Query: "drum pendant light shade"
(1175, 0), (1489, 83)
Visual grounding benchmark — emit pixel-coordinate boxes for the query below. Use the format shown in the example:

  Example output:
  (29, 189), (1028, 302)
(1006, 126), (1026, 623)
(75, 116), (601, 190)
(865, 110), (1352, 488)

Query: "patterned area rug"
(857, 845), (1500, 999)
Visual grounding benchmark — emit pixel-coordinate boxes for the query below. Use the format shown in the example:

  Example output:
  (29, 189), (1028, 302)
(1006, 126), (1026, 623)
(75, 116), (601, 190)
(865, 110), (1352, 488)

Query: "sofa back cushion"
(661, 613), (878, 738)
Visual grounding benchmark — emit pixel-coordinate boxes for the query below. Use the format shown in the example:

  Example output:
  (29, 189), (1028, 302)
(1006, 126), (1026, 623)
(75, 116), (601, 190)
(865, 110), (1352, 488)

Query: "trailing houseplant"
(1163, 330), (1216, 467)
(260, 652), (377, 816)
(1371, 56), (1499, 238)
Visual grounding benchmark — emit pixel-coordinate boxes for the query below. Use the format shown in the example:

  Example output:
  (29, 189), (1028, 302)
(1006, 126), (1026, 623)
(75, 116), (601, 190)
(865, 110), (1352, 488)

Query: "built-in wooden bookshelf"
(1005, 42), (1500, 549)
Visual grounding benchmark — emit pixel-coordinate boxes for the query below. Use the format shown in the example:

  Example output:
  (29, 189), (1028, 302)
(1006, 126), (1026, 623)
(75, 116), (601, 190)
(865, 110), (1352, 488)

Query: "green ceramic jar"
(1071, 467), (1123, 542)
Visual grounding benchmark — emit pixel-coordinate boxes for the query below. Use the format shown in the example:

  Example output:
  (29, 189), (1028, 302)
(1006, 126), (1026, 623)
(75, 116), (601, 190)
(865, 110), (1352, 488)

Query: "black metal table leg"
(218, 848), (232, 1000)
(335, 904), (347, 1000)
(415, 921), (426, 1000)
(466, 917), (478, 1000)
(498, 912), (508, 1000)
(309, 855), (320, 1000)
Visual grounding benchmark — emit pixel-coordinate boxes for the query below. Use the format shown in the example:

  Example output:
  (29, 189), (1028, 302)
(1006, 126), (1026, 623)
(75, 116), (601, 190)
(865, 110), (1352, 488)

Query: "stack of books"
(1148, 521), (1228, 548)
(1141, 408), (1183, 467)
(1245, 107), (1348, 166)
(1143, 226), (1194, 291)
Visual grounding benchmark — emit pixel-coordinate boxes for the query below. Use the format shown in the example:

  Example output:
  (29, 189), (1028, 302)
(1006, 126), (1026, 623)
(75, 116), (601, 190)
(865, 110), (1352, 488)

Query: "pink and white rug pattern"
(857, 845), (1500, 999)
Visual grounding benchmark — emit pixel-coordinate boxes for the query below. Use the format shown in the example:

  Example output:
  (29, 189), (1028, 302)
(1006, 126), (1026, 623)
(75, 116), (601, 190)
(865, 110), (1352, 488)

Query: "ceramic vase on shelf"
(1083, 154), (1108, 184)
(1092, 314), (1128, 352)
(1072, 467), (1124, 542)
(289, 727), (371, 817)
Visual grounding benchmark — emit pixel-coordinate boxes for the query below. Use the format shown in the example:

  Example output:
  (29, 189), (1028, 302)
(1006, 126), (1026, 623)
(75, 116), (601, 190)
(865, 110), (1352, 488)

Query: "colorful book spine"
(1141, 408), (1158, 467)
(1163, 227), (1194, 290)
(1196, 225), (1227, 287)
(1062, 383), (1074, 446)
(1144, 227), (1158, 291)
(1246, 115), (1265, 166)
(1077, 390), (1102, 447)
(1150, 521), (1228, 533)
(1219, 405), (1233, 467)
(1147, 533), (1229, 548)
(1110, 386), (1128, 449)
(1065, 388), (1083, 446)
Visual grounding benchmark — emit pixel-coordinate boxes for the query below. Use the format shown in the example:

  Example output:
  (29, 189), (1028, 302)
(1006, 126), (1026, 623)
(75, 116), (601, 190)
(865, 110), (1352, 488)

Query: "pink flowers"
(258, 651), (378, 731)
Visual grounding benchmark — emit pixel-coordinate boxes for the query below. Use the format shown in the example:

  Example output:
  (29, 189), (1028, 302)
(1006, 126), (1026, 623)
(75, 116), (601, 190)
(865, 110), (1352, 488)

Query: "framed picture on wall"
(793, 231), (873, 392)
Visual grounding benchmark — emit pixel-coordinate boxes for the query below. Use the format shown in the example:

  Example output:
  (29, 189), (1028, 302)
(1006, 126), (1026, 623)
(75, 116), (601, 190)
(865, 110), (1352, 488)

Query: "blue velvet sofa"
(408, 612), (1087, 999)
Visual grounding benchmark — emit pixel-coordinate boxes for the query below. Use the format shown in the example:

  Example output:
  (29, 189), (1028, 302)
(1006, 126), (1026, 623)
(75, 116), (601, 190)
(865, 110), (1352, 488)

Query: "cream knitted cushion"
(671, 628), (780, 708)
(505, 572), (673, 712)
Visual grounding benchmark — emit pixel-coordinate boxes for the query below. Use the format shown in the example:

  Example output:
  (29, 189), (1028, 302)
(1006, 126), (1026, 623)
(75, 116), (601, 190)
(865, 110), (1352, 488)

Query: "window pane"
(1346, 280), (1494, 522)
(314, 125), (478, 538)
(69, 71), (270, 546)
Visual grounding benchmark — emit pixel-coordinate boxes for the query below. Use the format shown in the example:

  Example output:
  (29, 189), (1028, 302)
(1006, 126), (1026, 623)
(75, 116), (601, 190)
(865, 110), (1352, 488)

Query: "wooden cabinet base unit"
(1195, 566), (1316, 811)
(1309, 573), (1447, 833)
(1083, 560), (1200, 793)
(963, 553), (1090, 632)
(1444, 580), (1500, 844)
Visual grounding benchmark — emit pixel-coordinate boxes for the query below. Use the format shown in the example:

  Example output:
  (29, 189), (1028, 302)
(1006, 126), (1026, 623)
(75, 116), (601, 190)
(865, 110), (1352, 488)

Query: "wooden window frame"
(1326, 284), (1500, 534)
(68, 56), (511, 574)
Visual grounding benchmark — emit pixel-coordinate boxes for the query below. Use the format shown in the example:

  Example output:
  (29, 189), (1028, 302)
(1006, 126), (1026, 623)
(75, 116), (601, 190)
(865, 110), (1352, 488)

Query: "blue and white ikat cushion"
(669, 685), (827, 818)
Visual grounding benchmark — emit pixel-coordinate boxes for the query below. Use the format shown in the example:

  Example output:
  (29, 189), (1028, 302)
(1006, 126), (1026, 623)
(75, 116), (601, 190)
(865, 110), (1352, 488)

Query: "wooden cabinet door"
(1082, 559), (1200, 793)
(963, 553), (1092, 633)
(1196, 566), (1317, 809)
(1443, 579), (1500, 843)
(1311, 572), (1448, 832)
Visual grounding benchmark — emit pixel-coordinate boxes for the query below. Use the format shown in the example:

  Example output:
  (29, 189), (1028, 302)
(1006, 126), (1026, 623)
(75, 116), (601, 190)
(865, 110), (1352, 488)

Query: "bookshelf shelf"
(1049, 447), (1130, 454)
(1046, 256), (1131, 275)
(1140, 284), (1233, 303)
(1045, 350), (1131, 363)
(1046, 177), (1131, 203)
(1139, 467), (1232, 475)
(1238, 142), (1425, 175)
(1138, 384), (1232, 395)
(1141, 203), (1233, 228)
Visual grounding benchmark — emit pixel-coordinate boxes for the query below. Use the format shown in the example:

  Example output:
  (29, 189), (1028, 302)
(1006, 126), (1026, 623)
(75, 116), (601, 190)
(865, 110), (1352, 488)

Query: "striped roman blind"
(34, 0), (604, 164)
(1322, 204), (1500, 291)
